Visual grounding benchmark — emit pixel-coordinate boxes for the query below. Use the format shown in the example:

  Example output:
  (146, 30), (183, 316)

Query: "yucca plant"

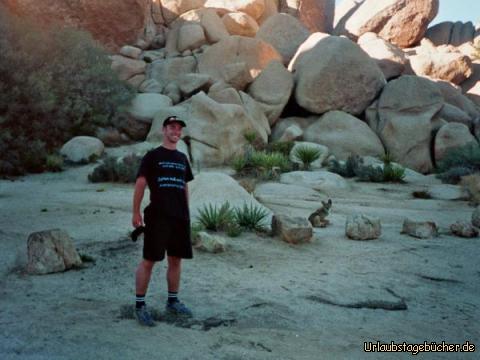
(383, 163), (406, 182)
(234, 202), (269, 232)
(292, 145), (321, 170)
(196, 202), (236, 232)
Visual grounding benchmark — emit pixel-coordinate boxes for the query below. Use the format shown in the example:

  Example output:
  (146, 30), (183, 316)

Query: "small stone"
(401, 219), (438, 239)
(450, 221), (479, 238)
(27, 229), (82, 275)
(272, 214), (313, 244)
(195, 232), (226, 253)
(345, 214), (381, 240)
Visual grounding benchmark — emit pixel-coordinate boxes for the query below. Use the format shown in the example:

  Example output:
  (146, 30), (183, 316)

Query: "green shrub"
(355, 165), (385, 182)
(88, 154), (142, 183)
(329, 154), (405, 183)
(328, 155), (362, 178)
(45, 154), (64, 172)
(196, 202), (236, 232)
(292, 145), (321, 170)
(243, 130), (257, 145)
(436, 143), (480, 183)
(266, 141), (295, 156)
(233, 149), (291, 180)
(382, 163), (406, 182)
(234, 203), (269, 232)
(232, 155), (248, 173)
(0, 8), (135, 176)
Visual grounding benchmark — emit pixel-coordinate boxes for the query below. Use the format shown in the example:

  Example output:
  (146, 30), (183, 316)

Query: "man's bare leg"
(136, 259), (155, 295)
(166, 256), (181, 292)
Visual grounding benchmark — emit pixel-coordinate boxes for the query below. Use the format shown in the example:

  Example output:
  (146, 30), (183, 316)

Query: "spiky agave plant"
(292, 145), (322, 170)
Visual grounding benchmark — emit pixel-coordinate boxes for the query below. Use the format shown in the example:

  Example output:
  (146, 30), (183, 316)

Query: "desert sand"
(0, 161), (479, 359)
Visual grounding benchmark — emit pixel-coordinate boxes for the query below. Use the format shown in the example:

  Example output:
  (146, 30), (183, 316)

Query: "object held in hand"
(131, 226), (145, 242)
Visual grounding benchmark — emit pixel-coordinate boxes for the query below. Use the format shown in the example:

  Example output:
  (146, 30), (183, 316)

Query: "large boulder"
(290, 35), (385, 115)
(247, 60), (294, 125)
(189, 172), (273, 224)
(304, 111), (384, 160)
(147, 56), (197, 89)
(127, 93), (173, 123)
(177, 23), (207, 52)
(60, 136), (105, 163)
(450, 21), (476, 46)
(435, 80), (480, 120)
(110, 55), (146, 81)
(436, 104), (472, 127)
(197, 35), (282, 83)
(175, 8), (230, 44)
(424, 21), (475, 47)
(342, 0), (439, 48)
(357, 32), (408, 80)
(367, 75), (443, 173)
(148, 92), (269, 165)
(434, 123), (478, 164)
(4, 0), (152, 51)
(279, 0), (335, 33)
(424, 22), (454, 46)
(409, 43), (473, 85)
(160, 0), (206, 24)
(205, 0), (266, 20)
(222, 12), (259, 37)
(255, 13), (310, 65)
(27, 229), (82, 275)
(270, 116), (315, 141)
(280, 170), (350, 195)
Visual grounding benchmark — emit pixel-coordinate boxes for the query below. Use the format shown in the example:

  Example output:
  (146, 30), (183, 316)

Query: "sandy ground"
(0, 163), (479, 360)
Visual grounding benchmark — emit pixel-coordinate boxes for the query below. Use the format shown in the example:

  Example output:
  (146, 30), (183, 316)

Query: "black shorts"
(143, 205), (193, 262)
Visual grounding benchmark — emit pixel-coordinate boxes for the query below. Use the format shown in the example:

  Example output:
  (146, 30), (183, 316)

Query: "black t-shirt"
(136, 146), (194, 220)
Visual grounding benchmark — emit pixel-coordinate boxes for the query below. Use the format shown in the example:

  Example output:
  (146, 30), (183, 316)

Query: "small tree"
(0, 8), (135, 176)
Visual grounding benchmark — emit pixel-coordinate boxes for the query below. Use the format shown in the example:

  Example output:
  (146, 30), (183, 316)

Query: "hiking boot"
(134, 305), (155, 327)
(166, 301), (192, 317)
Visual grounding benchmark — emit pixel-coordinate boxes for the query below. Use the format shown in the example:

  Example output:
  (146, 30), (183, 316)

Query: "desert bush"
(355, 165), (385, 182)
(382, 163), (406, 182)
(88, 154), (142, 183)
(292, 145), (321, 170)
(266, 141), (295, 156)
(436, 143), (480, 184)
(45, 154), (64, 172)
(233, 149), (291, 180)
(329, 154), (405, 183)
(196, 202), (236, 232)
(328, 155), (362, 178)
(234, 203), (269, 232)
(0, 8), (135, 176)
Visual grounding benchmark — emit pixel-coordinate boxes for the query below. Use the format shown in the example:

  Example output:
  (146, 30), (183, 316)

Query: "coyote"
(308, 199), (332, 228)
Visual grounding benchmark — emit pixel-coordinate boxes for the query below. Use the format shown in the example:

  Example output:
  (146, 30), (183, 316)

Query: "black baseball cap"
(163, 115), (186, 128)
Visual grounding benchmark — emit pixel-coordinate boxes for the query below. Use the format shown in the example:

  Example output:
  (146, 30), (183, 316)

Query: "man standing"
(132, 116), (194, 326)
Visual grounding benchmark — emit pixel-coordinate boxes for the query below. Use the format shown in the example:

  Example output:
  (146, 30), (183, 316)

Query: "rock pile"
(6, 0), (480, 174)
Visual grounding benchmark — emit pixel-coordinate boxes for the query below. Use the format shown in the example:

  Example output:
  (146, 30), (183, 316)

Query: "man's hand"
(132, 212), (143, 228)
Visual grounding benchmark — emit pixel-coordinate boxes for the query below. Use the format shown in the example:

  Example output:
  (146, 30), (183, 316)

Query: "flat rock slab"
(280, 170), (350, 195)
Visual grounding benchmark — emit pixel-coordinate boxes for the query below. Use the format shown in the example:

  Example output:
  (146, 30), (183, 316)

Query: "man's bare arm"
(132, 176), (147, 227)
(185, 183), (189, 206)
